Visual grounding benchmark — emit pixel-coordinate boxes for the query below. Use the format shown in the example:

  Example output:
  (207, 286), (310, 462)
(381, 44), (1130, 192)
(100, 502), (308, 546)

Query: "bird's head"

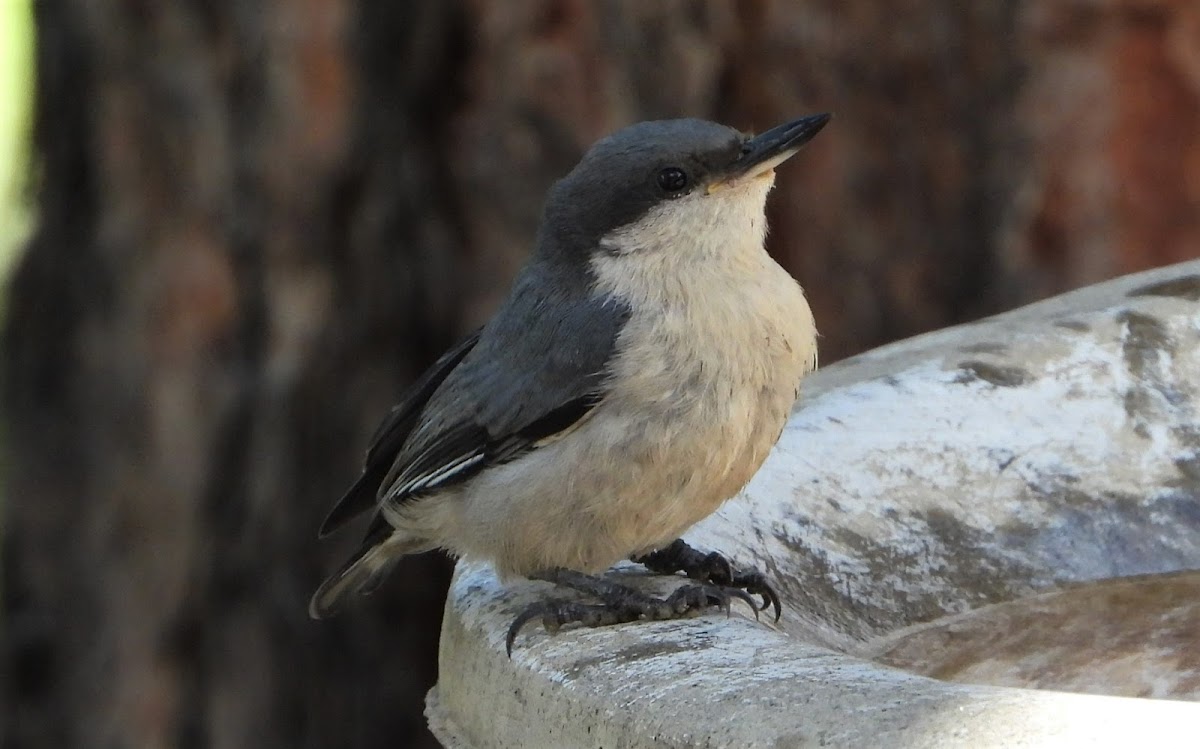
(537, 114), (830, 263)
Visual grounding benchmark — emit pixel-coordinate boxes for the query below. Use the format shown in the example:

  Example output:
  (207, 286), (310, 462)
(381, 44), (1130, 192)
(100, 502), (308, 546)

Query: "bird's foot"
(505, 569), (756, 656)
(632, 539), (781, 622)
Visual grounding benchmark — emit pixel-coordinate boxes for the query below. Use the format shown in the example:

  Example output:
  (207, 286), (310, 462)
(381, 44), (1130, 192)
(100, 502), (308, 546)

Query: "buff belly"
(445, 397), (785, 577)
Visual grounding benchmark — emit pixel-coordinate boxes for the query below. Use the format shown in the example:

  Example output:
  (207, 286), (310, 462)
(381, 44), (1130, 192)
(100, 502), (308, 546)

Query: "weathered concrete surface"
(429, 565), (1199, 749)
(428, 260), (1200, 748)
(865, 571), (1200, 700)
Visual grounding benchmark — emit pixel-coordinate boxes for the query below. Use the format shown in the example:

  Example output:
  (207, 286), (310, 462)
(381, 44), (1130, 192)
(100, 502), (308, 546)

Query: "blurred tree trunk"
(3, 1), (1197, 748)
(3, 2), (469, 747)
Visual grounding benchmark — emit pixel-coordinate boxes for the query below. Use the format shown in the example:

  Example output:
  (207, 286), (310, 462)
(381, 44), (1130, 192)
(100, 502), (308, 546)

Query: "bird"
(311, 113), (830, 653)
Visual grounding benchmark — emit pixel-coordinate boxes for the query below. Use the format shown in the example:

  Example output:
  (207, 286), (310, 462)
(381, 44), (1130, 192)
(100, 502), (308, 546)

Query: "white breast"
(587, 180), (817, 556)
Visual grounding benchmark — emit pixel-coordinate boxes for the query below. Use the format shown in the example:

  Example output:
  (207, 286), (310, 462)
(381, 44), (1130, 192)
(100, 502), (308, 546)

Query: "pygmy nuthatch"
(312, 114), (831, 653)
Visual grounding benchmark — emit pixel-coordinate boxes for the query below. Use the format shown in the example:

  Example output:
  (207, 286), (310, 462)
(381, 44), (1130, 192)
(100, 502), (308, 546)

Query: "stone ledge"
(430, 564), (1199, 748)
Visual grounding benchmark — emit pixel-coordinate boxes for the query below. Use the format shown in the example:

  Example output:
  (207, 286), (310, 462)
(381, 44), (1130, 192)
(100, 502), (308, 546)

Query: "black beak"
(729, 113), (831, 179)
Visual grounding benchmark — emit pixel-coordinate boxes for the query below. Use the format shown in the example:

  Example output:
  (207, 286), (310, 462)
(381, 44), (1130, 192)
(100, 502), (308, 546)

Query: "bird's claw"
(664, 582), (759, 620)
(506, 599), (622, 657)
(695, 552), (781, 622)
(727, 569), (782, 622)
(505, 582), (761, 656)
(635, 541), (783, 623)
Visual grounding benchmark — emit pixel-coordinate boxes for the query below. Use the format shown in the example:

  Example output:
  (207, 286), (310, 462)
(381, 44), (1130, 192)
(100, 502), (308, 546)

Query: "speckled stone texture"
(428, 260), (1200, 748)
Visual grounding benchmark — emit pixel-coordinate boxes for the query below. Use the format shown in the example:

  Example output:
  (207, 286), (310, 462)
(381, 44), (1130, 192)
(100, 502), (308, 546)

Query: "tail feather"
(309, 532), (425, 619)
(317, 462), (388, 538)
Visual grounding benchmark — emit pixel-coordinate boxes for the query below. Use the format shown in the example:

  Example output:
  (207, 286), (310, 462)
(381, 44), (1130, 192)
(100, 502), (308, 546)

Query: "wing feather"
(317, 330), (481, 537)
(318, 260), (630, 541)
(378, 262), (629, 509)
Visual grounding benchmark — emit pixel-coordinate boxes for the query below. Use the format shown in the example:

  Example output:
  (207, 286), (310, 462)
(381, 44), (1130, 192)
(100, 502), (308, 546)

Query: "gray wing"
(318, 330), (482, 536)
(379, 260), (630, 504)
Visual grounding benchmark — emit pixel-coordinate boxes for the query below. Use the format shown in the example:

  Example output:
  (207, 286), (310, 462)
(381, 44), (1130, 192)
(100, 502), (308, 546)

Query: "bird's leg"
(505, 568), (757, 656)
(632, 539), (782, 622)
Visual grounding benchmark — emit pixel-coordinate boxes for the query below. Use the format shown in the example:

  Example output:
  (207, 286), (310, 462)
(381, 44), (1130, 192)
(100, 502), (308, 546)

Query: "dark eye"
(656, 167), (689, 194)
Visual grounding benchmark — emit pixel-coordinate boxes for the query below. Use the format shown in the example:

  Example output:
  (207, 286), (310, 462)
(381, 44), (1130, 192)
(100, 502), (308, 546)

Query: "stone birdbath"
(427, 260), (1200, 748)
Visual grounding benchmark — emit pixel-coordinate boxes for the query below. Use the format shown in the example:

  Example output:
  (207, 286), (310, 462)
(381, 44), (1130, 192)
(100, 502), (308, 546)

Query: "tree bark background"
(3, 1), (1197, 748)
